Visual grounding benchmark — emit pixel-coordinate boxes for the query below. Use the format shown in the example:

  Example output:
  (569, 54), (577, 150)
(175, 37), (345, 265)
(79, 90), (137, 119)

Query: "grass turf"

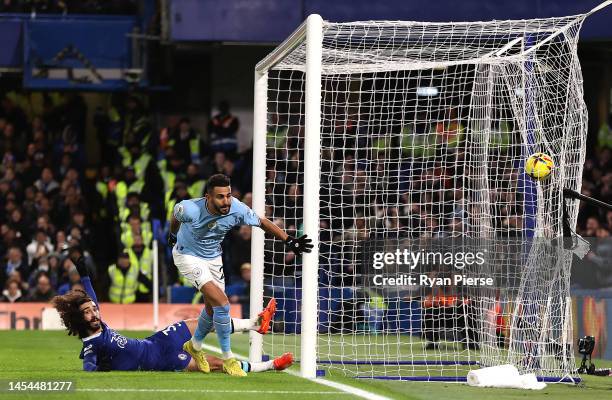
(0, 330), (610, 400)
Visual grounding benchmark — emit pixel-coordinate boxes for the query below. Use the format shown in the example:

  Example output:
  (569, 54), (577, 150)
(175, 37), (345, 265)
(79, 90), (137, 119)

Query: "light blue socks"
(213, 304), (233, 359)
(191, 307), (214, 350)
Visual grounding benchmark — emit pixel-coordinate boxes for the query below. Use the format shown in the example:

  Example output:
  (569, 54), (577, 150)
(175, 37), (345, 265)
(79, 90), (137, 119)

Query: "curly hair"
(51, 289), (94, 339)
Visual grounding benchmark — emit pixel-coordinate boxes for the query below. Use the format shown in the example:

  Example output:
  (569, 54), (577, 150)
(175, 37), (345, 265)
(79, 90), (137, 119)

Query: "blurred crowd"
(1, 87), (611, 305)
(577, 146), (612, 238)
(264, 110), (612, 289)
(0, 91), (252, 305)
(573, 143), (612, 290)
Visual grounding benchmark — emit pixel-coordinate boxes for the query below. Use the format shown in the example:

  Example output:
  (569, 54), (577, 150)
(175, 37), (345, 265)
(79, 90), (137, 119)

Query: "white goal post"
(251, 14), (324, 378)
(251, 1), (612, 383)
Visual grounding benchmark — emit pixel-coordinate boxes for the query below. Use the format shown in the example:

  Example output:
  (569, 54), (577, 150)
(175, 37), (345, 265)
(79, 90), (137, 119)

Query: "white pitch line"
(78, 388), (347, 395)
(201, 343), (393, 400)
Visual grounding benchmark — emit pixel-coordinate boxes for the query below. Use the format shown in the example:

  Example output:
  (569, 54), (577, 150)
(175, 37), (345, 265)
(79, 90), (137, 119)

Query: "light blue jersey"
(174, 197), (260, 259)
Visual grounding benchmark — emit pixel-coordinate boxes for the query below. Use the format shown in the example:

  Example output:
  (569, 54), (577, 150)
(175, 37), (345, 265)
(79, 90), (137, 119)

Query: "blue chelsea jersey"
(80, 322), (158, 371)
(173, 197), (260, 260)
(79, 277), (165, 371)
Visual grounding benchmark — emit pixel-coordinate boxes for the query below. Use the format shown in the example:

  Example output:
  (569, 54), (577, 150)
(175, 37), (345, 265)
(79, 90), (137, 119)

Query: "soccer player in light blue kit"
(168, 174), (312, 376)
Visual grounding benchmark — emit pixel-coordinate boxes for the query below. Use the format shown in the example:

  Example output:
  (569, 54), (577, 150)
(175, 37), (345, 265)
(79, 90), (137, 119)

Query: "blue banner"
(170, 0), (612, 42)
(23, 17), (137, 90)
(0, 20), (22, 68)
(170, 0), (302, 42)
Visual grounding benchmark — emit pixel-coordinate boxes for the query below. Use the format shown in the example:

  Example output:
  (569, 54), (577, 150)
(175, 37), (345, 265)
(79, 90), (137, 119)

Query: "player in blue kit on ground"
(168, 174), (312, 376)
(52, 253), (293, 373)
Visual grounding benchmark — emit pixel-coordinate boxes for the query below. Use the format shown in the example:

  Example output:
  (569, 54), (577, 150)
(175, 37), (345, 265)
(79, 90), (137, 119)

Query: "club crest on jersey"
(192, 268), (203, 278)
(178, 353), (188, 361)
(207, 221), (217, 229)
(110, 331), (128, 348)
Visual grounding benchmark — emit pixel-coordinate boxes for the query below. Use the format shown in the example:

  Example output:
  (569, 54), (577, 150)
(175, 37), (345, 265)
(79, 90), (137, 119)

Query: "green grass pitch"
(0, 330), (610, 400)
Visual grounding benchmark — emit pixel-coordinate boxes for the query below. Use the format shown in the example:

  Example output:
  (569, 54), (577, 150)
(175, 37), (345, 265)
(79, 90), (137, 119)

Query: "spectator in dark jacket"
(34, 167), (60, 196)
(27, 272), (55, 302)
(173, 117), (200, 164)
(228, 225), (252, 277)
(208, 101), (239, 153)
(2, 246), (28, 290)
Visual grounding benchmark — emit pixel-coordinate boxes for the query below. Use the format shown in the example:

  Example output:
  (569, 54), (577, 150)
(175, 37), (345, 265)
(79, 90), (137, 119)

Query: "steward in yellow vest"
(122, 96), (152, 150)
(117, 143), (165, 222)
(121, 214), (153, 249)
(114, 166), (145, 218)
(267, 112), (288, 149)
(95, 166), (111, 202)
(120, 192), (151, 224)
(598, 117), (612, 149)
(164, 180), (190, 226)
(399, 124), (439, 158)
(169, 118), (200, 163)
(94, 165), (114, 220)
(108, 252), (139, 304)
(157, 156), (176, 196)
(128, 235), (153, 302)
(119, 143), (153, 182)
(186, 163), (206, 198)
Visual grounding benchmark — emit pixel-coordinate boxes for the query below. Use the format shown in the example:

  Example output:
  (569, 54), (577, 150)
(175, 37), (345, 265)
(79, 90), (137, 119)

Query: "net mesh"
(259, 14), (587, 381)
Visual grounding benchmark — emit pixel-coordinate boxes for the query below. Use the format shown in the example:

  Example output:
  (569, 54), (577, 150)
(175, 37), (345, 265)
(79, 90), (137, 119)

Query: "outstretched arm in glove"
(258, 217), (314, 255)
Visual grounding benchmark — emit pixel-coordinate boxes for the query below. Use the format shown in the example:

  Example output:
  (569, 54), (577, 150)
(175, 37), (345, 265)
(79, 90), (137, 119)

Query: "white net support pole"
(152, 239), (159, 331)
(300, 13), (323, 379)
(250, 68), (268, 363)
(587, 0), (612, 16)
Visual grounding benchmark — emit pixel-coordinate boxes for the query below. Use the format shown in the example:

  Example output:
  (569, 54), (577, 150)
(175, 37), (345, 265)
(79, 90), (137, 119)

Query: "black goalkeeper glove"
(168, 232), (177, 248)
(72, 256), (89, 278)
(285, 234), (313, 255)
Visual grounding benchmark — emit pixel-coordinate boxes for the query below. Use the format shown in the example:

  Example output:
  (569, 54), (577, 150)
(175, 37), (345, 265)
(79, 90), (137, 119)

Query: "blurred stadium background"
(0, 1), (611, 398)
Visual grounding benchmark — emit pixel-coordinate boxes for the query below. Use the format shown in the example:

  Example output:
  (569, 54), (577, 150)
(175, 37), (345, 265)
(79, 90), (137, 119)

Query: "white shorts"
(172, 248), (225, 291)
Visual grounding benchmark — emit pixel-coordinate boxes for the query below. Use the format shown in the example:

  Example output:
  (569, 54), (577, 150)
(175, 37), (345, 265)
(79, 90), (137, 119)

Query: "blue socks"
(190, 304), (234, 359)
(191, 308), (214, 350)
(213, 304), (233, 359)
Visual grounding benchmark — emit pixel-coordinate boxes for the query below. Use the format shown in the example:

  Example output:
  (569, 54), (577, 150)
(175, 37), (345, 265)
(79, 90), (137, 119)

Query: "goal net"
(250, 6), (603, 383)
